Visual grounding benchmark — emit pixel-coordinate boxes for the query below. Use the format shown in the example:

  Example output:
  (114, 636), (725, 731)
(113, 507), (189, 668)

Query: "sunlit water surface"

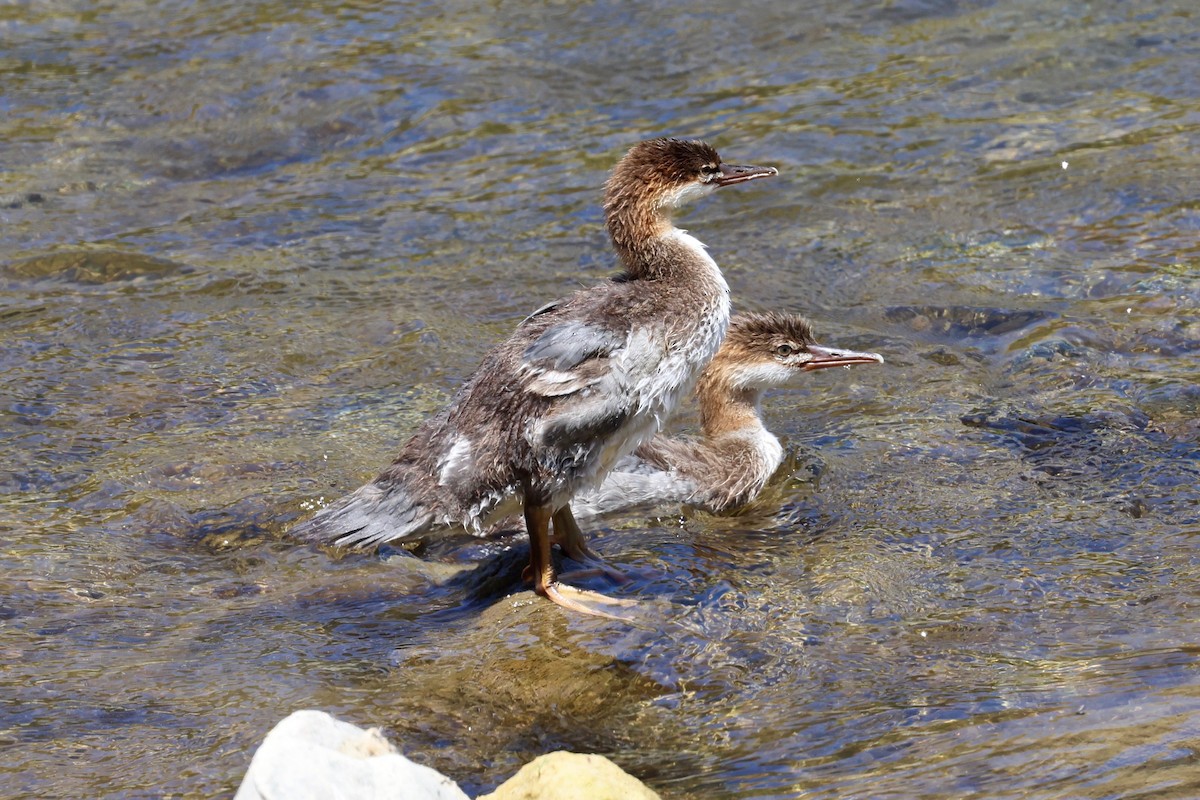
(2, 1), (1199, 797)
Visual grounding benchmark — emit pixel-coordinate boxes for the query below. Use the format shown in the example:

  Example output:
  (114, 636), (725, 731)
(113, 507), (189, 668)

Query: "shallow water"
(2, 0), (1199, 797)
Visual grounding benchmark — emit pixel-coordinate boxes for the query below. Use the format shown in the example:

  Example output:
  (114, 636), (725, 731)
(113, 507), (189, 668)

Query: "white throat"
(661, 227), (730, 295)
(660, 181), (717, 209)
(727, 361), (795, 391)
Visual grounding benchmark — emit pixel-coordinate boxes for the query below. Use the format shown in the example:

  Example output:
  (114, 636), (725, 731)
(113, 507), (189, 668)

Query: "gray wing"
(519, 318), (637, 448)
(521, 319), (626, 397)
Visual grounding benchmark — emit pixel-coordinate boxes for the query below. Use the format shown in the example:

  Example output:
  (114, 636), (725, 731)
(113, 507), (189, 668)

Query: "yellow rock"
(480, 752), (660, 800)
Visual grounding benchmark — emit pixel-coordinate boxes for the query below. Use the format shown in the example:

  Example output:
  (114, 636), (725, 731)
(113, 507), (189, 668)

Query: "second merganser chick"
(291, 137), (777, 618)
(566, 312), (883, 518)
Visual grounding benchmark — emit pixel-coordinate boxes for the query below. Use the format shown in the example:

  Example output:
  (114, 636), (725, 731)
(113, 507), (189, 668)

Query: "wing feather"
(521, 320), (625, 397)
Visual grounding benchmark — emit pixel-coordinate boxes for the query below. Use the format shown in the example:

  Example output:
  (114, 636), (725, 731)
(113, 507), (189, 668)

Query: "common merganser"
(291, 138), (777, 618)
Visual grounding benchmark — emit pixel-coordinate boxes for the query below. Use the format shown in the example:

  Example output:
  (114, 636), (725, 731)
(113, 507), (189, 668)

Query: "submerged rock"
(960, 406), (1151, 451)
(885, 305), (1053, 340)
(1, 249), (189, 284)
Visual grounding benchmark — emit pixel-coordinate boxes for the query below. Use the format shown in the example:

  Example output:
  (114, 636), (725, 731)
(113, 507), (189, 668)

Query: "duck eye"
(700, 164), (719, 177)
(775, 344), (795, 357)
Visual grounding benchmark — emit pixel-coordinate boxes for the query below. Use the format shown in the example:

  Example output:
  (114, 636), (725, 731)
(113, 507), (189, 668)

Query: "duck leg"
(551, 505), (632, 584)
(523, 499), (634, 620)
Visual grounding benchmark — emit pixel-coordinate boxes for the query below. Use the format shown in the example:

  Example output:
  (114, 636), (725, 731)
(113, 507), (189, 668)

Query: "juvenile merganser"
(291, 137), (777, 617)
(568, 312), (884, 518)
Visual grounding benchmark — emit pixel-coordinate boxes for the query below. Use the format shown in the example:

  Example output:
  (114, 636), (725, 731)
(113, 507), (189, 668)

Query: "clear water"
(2, 1), (1199, 797)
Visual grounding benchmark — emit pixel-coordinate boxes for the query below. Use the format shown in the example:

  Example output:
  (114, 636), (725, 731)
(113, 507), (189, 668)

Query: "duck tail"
(290, 481), (433, 550)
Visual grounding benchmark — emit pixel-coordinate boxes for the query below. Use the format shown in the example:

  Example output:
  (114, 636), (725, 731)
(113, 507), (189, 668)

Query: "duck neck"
(604, 190), (715, 283)
(693, 374), (783, 509)
(697, 373), (768, 441)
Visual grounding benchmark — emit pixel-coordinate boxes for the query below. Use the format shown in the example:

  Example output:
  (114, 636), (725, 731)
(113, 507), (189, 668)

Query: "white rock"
(235, 710), (470, 800)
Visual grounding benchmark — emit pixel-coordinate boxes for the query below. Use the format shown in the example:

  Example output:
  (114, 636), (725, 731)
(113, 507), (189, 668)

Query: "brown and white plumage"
(291, 138), (777, 616)
(570, 312), (884, 517)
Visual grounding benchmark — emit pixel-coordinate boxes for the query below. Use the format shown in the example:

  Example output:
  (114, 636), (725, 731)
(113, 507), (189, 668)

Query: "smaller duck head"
(714, 312), (884, 391)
